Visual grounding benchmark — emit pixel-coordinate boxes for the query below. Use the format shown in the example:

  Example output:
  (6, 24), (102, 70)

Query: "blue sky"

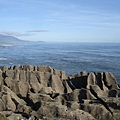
(0, 0), (120, 42)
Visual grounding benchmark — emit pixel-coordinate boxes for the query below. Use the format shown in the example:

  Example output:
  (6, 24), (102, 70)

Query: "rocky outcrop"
(0, 65), (120, 120)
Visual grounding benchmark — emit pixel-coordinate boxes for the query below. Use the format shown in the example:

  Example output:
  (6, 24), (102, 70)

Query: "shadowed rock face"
(0, 65), (120, 120)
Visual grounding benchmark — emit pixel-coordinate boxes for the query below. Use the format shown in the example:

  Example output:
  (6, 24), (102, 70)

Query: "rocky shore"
(0, 65), (120, 120)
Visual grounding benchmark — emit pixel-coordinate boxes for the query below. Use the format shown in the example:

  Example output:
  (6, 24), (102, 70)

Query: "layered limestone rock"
(0, 113), (8, 120)
(0, 65), (120, 120)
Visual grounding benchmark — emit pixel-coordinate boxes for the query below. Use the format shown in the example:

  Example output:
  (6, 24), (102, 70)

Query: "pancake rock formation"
(0, 65), (120, 120)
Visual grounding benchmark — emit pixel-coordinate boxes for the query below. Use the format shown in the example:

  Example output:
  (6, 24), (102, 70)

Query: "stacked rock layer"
(0, 65), (120, 120)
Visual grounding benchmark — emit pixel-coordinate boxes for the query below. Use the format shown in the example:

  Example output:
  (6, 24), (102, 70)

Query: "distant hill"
(0, 34), (28, 44)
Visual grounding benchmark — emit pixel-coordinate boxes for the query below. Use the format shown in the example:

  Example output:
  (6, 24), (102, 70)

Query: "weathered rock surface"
(0, 113), (8, 120)
(0, 65), (120, 120)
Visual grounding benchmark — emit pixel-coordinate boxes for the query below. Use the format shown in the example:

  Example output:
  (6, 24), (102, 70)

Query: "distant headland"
(0, 34), (43, 45)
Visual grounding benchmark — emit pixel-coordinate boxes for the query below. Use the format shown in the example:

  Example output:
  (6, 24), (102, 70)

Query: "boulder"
(60, 71), (68, 80)
(53, 69), (67, 80)
(0, 85), (26, 111)
(54, 94), (66, 105)
(66, 101), (80, 110)
(12, 66), (22, 70)
(0, 66), (8, 71)
(0, 71), (3, 85)
(2, 93), (16, 111)
(28, 71), (41, 93)
(17, 81), (29, 97)
(4, 77), (13, 88)
(87, 72), (96, 86)
(4, 77), (29, 97)
(39, 87), (55, 94)
(16, 104), (31, 114)
(69, 71), (87, 79)
(37, 66), (53, 73)
(64, 89), (80, 102)
(81, 104), (114, 120)
(32, 102), (96, 120)
(19, 70), (27, 81)
(62, 80), (72, 93)
(48, 74), (66, 93)
(103, 72), (118, 89)
(87, 72), (108, 91)
(103, 98), (120, 110)
(89, 85), (108, 98)
(94, 72), (108, 91)
(64, 88), (95, 102)
(7, 113), (23, 120)
(22, 65), (35, 71)
(0, 99), (6, 111)
(34, 71), (51, 87)
(5, 70), (15, 78)
(28, 93), (54, 103)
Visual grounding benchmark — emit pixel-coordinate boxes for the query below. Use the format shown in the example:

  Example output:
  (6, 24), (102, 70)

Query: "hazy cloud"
(28, 30), (49, 32)
(0, 31), (34, 37)
(0, 30), (48, 37)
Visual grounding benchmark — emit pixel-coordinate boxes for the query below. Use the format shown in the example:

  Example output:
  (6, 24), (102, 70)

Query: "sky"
(0, 0), (120, 42)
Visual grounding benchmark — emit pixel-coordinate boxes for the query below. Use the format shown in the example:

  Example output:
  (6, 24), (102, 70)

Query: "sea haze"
(0, 42), (120, 83)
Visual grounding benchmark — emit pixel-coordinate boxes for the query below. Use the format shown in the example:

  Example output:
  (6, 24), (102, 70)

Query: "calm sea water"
(0, 42), (120, 83)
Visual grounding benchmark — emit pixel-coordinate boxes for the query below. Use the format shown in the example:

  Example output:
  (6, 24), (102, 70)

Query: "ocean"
(0, 42), (120, 83)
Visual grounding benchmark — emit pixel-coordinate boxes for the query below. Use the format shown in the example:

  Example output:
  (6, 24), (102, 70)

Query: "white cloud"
(0, 31), (34, 37)
(28, 30), (49, 32)
(0, 30), (49, 37)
